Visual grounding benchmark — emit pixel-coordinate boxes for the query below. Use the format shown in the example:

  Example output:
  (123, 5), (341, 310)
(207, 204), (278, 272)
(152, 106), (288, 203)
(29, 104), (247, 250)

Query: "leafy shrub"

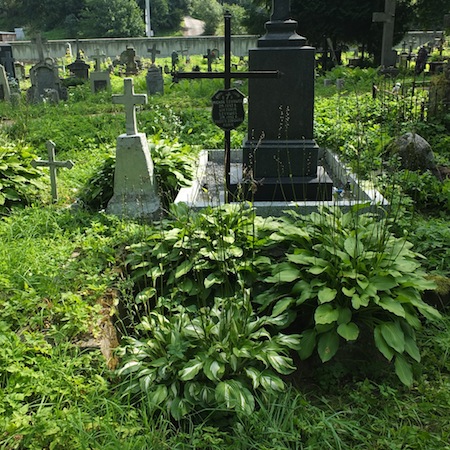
(77, 139), (199, 211)
(117, 293), (300, 420)
(255, 205), (441, 385)
(0, 137), (44, 214)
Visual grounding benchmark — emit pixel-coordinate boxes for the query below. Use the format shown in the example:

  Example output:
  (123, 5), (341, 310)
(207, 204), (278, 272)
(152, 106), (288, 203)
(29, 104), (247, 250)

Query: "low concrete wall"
(11, 35), (259, 63)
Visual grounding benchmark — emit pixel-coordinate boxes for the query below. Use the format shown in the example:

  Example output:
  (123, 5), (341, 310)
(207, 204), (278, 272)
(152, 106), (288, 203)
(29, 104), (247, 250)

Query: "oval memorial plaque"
(211, 88), (245, 131)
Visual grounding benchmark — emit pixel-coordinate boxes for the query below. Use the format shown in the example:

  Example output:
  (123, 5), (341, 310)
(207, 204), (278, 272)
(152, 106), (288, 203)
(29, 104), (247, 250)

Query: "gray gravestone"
(120, 46), (140, 76)
(31, 140), (74, 201)
(67, 50), (90, 80)
(90, 48), (111, 93)
(372, 0), (398, 68)
(146, 65), (164, 95)
(27, 34), (67, 103)
(0, 65), (11, 101)
(107, 78), (160, 218)
(0, 44), (16, 79)
(242, 0), (332, 201)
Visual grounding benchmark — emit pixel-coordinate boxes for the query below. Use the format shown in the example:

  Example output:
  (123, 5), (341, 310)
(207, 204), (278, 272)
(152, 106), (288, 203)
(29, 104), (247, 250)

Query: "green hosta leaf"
(318, 287), (337, 303)
(178, 359), (203, 381)
(245, 367), (261, 389)
(394, 354), (413, 386)
(337, 307), (352, 325)
(266, 351), (296, 375)
(317, 330), (339, 363)
(370, 275), (398, 291)
(215, 380), (255, 415)
(299, 329), (317, 360)
(259, 371), (285, 392)
(204, 272), (224, 289)
(149, 384), (168, 405)
(175, 260), (193, 278)
(404, 335), (421, 363)
(272, 297), (294, 316)
(374, 327), (394, 361)
(203, 359), (225, 381)
(342, 286), (355, 297)
(274, 333), (301, 350)
(308, 265), (327, 275)
(337, 322), (359, 341)
(170, 397), (191, 420)
(287, 253), (316, 265)
(314, 304), (339, 325)
(378, 296), (406, 317)
(356, 275), (369, 290)
(117, 360), (142, 375)
(344, 236), (363, 257)
(380, 322), (405, 354)
(267, 265), (301, 283)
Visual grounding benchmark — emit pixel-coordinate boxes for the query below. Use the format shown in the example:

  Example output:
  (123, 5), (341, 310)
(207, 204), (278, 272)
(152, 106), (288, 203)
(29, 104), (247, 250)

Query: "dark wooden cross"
(147, 44), (161, 65)
(172, 12), (280, 202)
(373, 0), (397, 67)
(31, 140), (74, 201)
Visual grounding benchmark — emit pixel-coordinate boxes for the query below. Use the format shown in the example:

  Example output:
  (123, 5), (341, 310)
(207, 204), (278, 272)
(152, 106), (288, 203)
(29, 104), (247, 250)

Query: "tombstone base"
(107, 133), (160, 219)
(90, 71), (111, 93)
(243, 139), (319, 178)
(230, 166), (333, 202)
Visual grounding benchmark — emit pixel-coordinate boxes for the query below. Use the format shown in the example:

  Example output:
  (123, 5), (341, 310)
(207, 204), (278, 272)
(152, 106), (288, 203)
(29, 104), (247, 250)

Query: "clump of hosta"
(116, 292), (300, 420)
(256, 204), (441, 386)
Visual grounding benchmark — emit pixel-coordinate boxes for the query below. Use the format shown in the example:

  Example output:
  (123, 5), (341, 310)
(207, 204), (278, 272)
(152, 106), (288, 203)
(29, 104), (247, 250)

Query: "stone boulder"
(385, 132), (439, 176)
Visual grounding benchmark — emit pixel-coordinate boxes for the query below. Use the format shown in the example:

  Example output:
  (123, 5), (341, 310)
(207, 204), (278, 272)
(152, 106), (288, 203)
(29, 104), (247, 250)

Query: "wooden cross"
(31, 140), (74, 202)
(373, 0), (397, 67)
(147, 44), (161, 65)
(91, 48), (106, 71)
(112, 78), (147, 136)
(172, 12), (280, 201)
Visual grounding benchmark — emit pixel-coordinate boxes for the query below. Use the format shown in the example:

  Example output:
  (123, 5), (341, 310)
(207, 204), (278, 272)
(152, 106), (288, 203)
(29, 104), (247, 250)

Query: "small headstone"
(27, 60), (67, 103)
(211, 88), (245, 130)
(0, 44), (16, 79)
(67, 50), (90, 80)
(31, 140), (74, 201)
(120, 46), (140, 76)
(90, 48), (111, 93)
(107, 78), (160, 219)
(146, 65), (164, 95)
(0, 65), (11, 101)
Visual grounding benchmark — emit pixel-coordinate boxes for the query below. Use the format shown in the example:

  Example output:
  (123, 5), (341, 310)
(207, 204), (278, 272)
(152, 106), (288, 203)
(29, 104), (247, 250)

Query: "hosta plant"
(116, 292), (300, 420)
(255, 204), (441, 386)
(0, 137), (44, 214)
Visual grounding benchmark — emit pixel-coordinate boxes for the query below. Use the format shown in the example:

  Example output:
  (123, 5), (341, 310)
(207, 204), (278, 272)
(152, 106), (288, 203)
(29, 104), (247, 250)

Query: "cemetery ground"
(0, 55), (450, 448)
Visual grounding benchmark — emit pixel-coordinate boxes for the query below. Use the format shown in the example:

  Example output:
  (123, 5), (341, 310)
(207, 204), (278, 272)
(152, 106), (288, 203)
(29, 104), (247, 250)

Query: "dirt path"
(183, 16), (205, 36)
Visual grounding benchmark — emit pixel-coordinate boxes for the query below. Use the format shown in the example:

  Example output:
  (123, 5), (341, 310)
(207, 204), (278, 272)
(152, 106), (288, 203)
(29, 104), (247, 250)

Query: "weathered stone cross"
(31, 33), (47, 62)
(112, 78), (147, 135)
(91, 48), (106, 71)
(373, 0), (397, 67)
(31, 140), (74, 201)
(147, 44), (160, 65)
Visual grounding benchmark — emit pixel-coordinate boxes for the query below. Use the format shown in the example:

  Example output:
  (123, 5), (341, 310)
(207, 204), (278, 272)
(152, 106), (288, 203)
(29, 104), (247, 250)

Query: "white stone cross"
(31, 140), (74, 201)
(112, 78), (147, 135)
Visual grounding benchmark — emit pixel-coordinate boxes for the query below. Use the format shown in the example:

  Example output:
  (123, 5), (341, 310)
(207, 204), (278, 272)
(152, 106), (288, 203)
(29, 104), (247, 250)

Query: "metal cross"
(31, 140), (74, 201)
(112, 78), (147, 136)
(172, 12), (280, 202)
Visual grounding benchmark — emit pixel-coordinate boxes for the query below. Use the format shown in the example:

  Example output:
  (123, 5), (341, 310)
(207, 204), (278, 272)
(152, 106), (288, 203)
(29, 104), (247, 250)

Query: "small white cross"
(31, 140), (74, 201)
(112, 78), (147, 135)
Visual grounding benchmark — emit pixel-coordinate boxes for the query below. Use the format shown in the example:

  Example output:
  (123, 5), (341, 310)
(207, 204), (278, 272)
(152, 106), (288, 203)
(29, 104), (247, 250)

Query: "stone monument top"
(112, 78), (147, 135)
(258, 0), (306, 47)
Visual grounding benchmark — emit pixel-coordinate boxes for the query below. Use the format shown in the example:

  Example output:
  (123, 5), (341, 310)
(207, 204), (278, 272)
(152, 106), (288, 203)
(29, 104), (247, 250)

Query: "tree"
(413, 0), (449, 30)
(79, 0), (145, 38)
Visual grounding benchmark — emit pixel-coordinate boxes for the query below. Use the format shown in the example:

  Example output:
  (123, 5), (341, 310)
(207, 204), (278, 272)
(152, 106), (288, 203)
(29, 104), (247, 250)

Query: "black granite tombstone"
(242, 0), (332, 201)
(0, 44), (16, 79)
